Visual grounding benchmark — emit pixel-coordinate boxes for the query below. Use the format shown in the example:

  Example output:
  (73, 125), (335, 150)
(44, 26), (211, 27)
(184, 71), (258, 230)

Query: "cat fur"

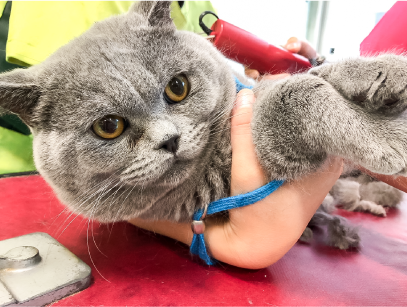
(1, 2), (407, 249)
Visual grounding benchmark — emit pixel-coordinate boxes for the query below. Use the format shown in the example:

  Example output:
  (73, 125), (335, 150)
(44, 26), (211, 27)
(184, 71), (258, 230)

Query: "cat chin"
(63, 204), (149, 223)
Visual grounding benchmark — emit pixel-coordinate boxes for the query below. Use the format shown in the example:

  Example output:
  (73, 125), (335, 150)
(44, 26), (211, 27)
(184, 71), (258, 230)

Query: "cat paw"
(321, 193), (335, 213)
(326, 217), (360, 250)
(310, 54), (407, 116)
(358, 200), (387, 216)
(359, 180), (403, 208)
(359, 149), (407, 176)
(395, 167), (407, 177)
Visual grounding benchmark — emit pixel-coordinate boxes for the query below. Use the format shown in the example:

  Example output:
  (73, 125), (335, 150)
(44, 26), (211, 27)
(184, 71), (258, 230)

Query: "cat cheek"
(176, 132), (208, 160)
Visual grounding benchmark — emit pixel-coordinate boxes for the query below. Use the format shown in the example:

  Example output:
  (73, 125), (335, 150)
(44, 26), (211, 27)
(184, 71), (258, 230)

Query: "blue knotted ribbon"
(190, 180), (285, 265)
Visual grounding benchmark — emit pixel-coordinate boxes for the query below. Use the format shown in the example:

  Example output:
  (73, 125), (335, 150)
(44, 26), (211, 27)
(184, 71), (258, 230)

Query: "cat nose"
(158, 135), (180, 154)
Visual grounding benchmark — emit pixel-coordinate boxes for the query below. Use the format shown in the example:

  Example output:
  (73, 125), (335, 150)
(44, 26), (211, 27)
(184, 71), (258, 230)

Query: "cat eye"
(164, 75), (189, 104)
(93, 115), (126, 139)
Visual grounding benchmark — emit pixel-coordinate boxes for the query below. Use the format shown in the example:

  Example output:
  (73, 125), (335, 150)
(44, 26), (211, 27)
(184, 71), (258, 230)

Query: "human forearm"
(128, 157), (343, 269)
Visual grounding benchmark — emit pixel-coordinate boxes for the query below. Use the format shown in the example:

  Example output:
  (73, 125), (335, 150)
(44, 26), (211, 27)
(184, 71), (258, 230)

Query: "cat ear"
(0, 68), (41, 126)
(130, 1), (174, 28)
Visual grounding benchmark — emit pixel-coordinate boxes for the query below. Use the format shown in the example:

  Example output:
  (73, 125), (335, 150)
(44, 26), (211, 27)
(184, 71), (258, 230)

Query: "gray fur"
(252, 55), (407, 180)
(327, 173), (403, 216)
(301, 205), (360, 249)
(0, 2), (406, 249)
(300, 193), (361, 249)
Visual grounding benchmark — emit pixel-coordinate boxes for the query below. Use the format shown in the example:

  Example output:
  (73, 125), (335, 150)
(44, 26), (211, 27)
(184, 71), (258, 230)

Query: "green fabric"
(0, 127), (35, 173)
(178, 0), (216, 33)
(0, 2), (30, 137)
(0, 114), (30, 135)
(0, 1), (6, 19)
(6, 1), (217, 67)
(0, 2), (19, 71)
(171, 1), (217, 33)
(0, 1), (32, 174)
(6, 1), (135, 66)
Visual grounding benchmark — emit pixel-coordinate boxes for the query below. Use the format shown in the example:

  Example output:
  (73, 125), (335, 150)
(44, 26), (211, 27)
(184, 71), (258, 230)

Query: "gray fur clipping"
(301, 205), (361, 250)
(312, 206), (360, 250)
(0, 1), (405, 228)
(328, 173), (403, 216)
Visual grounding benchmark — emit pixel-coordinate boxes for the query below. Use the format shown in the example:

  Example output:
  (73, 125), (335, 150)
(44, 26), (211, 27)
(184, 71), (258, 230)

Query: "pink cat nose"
(158, 135), (180, 154)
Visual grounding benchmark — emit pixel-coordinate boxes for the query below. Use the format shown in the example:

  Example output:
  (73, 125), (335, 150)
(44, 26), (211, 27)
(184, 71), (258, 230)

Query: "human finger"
(244, 67), (260, 80)
(284, 37), (317, 60)
(261, 73), (291, 81)
(231, 89), (267, 195)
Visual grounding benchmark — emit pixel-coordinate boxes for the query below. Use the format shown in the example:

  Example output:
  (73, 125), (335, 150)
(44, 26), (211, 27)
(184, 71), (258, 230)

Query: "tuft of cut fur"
(327, 172), (403, 216)
(300, 205), (361, 250)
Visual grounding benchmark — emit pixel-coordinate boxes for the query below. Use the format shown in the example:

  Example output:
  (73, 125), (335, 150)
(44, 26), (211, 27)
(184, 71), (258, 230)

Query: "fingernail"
(286, 42), (301, 51)
(235, 91), (254, 108)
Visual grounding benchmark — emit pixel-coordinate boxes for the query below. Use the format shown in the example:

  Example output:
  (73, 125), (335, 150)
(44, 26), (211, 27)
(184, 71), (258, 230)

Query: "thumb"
(285, 37), (302, 53)
(284, 37), (317, 60)
(231, 89), (267, 195)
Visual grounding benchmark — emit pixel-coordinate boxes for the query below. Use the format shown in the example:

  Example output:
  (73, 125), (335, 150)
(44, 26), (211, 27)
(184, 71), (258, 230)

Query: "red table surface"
(1, 175), (407, 306)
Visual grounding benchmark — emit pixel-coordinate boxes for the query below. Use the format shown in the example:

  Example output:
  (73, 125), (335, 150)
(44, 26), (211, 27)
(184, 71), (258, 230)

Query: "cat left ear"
(0, 68), (41, 126)
(130, 1), (174, 28)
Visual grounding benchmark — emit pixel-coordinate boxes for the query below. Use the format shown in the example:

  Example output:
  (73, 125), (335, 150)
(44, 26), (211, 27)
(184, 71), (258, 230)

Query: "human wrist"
(203, 194), (295, 269)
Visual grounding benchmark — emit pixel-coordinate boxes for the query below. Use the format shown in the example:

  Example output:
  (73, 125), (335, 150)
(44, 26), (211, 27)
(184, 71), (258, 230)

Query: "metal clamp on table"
(0, 232), (91, 306)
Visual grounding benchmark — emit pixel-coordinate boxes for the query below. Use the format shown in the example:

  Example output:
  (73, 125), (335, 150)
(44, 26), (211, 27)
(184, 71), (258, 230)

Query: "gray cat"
(1, 2), (407, 249)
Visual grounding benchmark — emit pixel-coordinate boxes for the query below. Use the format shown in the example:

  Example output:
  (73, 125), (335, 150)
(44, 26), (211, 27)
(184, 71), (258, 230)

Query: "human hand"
(230, 89), (266, 195)
(204, 89), (343, 268)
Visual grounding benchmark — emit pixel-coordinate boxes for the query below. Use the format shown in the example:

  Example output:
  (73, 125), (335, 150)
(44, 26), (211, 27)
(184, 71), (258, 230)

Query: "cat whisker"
(208, 111), (252, 138)
(57, 184), (112, 232)
(57, 177), (121, 237)
(106, 222), (115, 244)
(91, 213), (108, 258)
(105, 182), (126, 213)
(112, 184), (137, 222)
(54, 169), (123, 232)
(104, 184), (134, 224)
(87, 218), (111, 283)
(208, 104), (233, 125)
(49, 206), (72, 229)
(57, 212), (84, 239)
(68, 168), (123, 204)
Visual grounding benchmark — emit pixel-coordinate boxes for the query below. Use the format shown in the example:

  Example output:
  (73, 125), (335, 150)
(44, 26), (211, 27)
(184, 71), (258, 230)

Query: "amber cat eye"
(93, 115), (125, 139)
(164, 75), (189, 103)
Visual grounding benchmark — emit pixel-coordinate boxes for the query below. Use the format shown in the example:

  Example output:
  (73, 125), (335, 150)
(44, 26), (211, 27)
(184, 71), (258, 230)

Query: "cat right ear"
(130, 1), (174, 28)
(0, 68), (40, 126)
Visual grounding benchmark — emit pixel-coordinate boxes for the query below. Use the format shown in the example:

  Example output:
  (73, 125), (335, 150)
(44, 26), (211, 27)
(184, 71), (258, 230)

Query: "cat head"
(0, 1), (235, 222)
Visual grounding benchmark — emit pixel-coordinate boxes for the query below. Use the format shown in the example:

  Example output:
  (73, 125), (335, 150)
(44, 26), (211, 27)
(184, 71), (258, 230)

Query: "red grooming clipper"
(199, 11), (312, 75)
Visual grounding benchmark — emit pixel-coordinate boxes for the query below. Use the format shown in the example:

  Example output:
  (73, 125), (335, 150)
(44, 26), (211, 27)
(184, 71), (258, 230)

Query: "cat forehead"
(37, 29), (222, 119)
(46, 26), (209, 91)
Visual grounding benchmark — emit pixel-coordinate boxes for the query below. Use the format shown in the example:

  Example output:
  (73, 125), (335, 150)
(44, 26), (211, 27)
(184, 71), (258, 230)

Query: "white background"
(210, 1), (397, 61)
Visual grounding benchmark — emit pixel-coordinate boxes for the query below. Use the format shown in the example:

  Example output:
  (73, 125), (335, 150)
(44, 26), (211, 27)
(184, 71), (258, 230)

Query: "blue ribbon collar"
(190, 180), (285, 265)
